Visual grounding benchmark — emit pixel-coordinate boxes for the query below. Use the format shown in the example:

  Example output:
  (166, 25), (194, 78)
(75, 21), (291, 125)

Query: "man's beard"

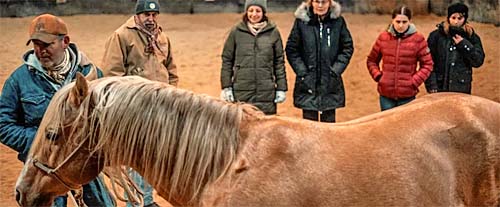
(144, 21), (157, 31)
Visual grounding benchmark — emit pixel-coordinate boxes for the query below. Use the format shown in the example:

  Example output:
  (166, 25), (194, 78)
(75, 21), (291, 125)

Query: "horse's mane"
(35, 76), (258, 204)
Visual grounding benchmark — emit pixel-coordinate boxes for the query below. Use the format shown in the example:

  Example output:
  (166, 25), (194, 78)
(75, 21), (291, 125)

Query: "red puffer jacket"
(367, 24), (433, 99)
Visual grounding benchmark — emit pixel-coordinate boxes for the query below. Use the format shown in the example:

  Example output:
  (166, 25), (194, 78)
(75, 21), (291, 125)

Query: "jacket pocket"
(296, 72), (315, 95)
(326, 71), (341, 94)
(21, 95), (48, 124)
(450, 72), (472, 93)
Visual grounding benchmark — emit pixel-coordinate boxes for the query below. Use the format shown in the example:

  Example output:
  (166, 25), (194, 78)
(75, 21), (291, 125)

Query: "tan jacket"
(101, 16), (178, 86)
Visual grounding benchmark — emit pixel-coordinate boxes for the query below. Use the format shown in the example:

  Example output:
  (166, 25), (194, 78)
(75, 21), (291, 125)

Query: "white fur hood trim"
(294, 0), (342, 22)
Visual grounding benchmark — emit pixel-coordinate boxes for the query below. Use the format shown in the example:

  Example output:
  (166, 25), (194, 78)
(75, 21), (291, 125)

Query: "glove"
(274, 90), (286, 103)
(220, 87), (234, 102)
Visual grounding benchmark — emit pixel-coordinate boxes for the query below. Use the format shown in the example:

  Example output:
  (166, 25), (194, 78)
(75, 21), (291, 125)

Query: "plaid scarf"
(134, 15), (166, 56)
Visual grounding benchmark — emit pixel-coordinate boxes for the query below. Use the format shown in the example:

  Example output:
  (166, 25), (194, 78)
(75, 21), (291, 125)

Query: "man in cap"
(0, 14), (114, 207)
(101, 1), (177, 206)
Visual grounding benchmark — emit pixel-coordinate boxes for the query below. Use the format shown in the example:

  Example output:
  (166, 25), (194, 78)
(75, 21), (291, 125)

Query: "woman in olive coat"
(220, 0), (287, 115)
(286, 0), (354, 122)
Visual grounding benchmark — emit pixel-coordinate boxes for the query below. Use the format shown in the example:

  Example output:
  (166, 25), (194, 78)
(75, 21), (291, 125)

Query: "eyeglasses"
(312, 0), (329, 5)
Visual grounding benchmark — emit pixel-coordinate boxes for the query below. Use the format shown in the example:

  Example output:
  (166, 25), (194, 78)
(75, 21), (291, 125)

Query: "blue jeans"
(126, 170), (154, 207)
(51, 176), (115, 207)
(379, 95), (415, 111)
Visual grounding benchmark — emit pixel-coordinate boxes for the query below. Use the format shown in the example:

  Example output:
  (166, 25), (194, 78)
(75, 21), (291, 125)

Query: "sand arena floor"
(0, 12), (498, 206)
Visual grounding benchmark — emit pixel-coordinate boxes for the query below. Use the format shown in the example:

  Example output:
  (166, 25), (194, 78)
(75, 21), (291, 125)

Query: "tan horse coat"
(15, 75), (499, 207)
(197, 93), (500, 206)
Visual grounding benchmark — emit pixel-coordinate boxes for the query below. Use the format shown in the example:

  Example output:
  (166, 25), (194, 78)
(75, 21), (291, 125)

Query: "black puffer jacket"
(424, 22), (485, 94)
(286, 1), (353, 111)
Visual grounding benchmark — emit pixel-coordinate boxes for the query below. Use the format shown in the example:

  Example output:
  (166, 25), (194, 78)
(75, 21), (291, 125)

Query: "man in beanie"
(0, 14), (114, 207)
(101, 0), (178, 86)
(101, 1), (177, 206)
(425, 2), (485, 94)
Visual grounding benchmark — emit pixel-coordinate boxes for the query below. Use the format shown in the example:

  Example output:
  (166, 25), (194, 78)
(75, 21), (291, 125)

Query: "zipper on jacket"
(319, 22), (323, 39)
(327, 27), (331, 47)
(253, 35), (258, 96)
(394, 38), (401, 99)
(316, 21), (322, 102)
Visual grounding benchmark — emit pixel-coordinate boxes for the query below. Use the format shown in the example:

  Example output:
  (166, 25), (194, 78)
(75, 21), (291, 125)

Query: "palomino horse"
(16, 74), (499, 206)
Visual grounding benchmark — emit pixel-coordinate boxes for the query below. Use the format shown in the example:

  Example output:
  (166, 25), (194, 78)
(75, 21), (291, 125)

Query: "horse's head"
(15, 72), (103, 206)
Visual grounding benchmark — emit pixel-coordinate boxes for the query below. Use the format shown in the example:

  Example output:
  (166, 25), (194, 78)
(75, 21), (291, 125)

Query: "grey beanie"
(245, 0), (267, 13)
(135, 0), (160, 14)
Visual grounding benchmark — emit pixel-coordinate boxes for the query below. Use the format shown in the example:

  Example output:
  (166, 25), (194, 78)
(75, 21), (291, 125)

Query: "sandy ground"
(0, 12), (498, 206)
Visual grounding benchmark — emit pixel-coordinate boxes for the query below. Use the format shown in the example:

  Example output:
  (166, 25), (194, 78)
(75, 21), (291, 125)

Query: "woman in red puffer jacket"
(367, 5), (433, 111)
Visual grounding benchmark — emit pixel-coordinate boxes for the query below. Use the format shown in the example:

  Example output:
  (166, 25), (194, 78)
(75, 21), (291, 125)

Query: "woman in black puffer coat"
(286, 0), (353, 123)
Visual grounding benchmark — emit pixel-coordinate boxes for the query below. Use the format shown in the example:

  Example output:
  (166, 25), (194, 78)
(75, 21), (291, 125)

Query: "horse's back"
(212, 93), (500, 206)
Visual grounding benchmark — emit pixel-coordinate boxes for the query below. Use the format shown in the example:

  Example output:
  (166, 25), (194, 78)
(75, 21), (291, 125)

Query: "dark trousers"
(379, 95), (415, 111)
(302, 109), (336, 123)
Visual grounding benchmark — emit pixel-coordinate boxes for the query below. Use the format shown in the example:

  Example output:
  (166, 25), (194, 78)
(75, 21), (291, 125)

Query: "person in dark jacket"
(366, 6), (433, 111)
(425, 3), (485, 94)
(221, 0), (287, 115)
(286, 0), (353, 122)
(0, 14), (114, 207)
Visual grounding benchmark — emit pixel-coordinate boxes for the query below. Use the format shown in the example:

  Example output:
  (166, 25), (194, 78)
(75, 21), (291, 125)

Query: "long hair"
(35, 76), (254, 204)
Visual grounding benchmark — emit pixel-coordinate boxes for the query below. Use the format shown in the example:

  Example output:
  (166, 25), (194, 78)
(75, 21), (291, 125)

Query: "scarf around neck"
(134, 15), (166, 56)
(247, 21), (268, 36)
(46, 49), (71, 84)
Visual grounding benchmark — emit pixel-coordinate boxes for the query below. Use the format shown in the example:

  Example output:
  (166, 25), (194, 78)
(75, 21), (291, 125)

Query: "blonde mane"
(34, 76), (252, 204)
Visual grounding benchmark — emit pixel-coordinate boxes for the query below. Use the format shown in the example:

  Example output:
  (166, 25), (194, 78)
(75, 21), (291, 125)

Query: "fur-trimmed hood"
(294, 0), (342, 23)
(437, 21), (474, 38)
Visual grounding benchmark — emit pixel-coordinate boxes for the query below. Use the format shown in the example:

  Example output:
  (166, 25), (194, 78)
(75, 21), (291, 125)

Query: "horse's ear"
(69, 72), (89, 107)
(84, 66), (98, 81)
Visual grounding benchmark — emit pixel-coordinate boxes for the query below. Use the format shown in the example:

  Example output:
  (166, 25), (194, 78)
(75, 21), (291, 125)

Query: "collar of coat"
(125, 16), (163, 33)
(387, 23), (417, 38)
(236, 20), (276, 34)
(294, 0), (341, 23)
(437, 21), (474, 38)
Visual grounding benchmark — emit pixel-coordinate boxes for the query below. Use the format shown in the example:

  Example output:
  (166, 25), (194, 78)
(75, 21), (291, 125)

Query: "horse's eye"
(45, 130), (59, 141)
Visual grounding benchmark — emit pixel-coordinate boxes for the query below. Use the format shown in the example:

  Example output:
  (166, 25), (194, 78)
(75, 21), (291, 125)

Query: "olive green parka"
(221, 21), (287, 115)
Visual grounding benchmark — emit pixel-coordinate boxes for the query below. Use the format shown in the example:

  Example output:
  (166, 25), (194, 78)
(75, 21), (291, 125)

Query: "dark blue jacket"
(0, 43), (114, 207)
(0, 44), (102, 161)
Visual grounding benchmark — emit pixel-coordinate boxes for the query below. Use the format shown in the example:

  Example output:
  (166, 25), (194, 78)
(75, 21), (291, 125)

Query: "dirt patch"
(0, 13), (498, 206)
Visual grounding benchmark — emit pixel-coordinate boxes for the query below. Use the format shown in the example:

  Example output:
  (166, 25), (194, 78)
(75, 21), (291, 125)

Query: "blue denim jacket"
(0, 44), (114, 207)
